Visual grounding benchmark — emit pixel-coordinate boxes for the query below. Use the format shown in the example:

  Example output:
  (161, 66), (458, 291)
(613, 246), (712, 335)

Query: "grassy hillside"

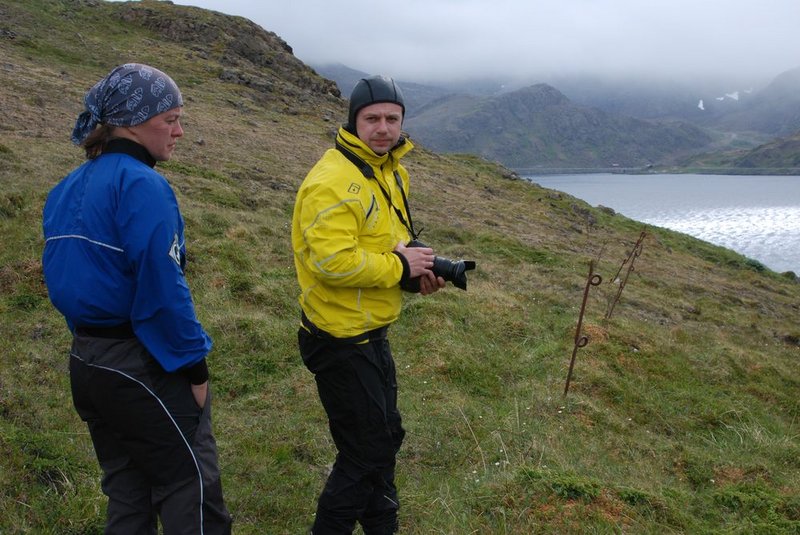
(2, 1), (800, 533)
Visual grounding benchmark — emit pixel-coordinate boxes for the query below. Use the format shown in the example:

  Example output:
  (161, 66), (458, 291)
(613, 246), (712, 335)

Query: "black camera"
(404, 239), (476, 291)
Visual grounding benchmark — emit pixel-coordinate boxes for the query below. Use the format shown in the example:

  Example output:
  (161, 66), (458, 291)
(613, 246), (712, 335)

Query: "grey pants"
(69, 332), (231, 534)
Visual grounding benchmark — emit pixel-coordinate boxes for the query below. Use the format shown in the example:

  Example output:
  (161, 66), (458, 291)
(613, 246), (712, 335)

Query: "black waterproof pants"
(69, 331), (232, 534)
(299, 327), (406, 535)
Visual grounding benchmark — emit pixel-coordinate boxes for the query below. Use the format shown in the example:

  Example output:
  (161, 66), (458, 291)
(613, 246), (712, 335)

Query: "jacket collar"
(336, 127), (413, 169)
(103, 138), (157, 168)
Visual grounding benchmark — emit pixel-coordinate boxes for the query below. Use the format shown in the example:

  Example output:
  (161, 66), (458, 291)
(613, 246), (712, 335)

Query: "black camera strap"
(335, 140), (420, 240)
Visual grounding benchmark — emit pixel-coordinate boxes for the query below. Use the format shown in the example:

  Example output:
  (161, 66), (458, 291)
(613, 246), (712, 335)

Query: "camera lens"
(403, 239), (476, 291)
(432, 256), (476, 290)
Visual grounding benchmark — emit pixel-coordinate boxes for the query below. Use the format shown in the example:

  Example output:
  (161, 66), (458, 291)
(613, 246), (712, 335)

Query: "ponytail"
(81, 124), (115, 159)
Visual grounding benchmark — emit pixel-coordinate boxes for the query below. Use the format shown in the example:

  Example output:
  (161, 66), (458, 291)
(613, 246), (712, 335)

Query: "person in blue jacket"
(42, 63), (231, 534)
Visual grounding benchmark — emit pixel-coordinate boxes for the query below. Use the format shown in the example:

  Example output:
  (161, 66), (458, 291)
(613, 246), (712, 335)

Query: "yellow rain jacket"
(292, 127), (415, 338)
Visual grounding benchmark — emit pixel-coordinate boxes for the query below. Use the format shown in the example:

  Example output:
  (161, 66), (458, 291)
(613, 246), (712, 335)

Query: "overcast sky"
(170, 0), (799, 85)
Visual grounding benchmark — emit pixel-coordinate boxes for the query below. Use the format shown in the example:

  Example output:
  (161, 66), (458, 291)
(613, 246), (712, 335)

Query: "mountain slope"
(316, 64), (800, 170)
(406, 84), (713, 168)
(1, 1), (799, 533)
(677, 130), (800, 172)
(733, 131), (800, 167)
(714, 67), (800, 137)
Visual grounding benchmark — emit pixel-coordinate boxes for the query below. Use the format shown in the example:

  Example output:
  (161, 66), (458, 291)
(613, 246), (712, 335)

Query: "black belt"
(75, 322), (136, 339)
(301, 312), (388, 345)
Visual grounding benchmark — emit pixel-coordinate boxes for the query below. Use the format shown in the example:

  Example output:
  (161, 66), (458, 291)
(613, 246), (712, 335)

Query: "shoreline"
(515, 167), (800, 176)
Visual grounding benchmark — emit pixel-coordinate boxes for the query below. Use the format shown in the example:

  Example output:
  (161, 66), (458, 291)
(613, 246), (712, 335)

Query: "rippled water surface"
(527, 174), (800, 274)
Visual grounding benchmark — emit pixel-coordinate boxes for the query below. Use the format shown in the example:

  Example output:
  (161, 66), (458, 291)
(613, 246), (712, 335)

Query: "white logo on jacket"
(169, 233), (182, 267)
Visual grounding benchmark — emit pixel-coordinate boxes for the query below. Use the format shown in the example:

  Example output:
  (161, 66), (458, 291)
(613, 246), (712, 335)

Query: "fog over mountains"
(314, 63), (800, 171)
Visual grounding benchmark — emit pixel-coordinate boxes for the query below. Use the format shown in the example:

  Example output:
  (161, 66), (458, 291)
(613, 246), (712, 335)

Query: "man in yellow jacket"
(292, 75), (445, 534)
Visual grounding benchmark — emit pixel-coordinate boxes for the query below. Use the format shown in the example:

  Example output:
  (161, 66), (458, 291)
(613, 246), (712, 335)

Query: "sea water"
(526, 173), (800, 274)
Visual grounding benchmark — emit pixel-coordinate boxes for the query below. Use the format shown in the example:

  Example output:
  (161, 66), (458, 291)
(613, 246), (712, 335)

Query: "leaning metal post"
(605, 229), (647, 319)
(564, 260), (603, 396)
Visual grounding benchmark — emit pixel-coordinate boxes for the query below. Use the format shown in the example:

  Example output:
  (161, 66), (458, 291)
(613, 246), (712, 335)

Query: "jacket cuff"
(393, 251), (410, 285)
(394, 251), (421, 293)
(185, 359), (209, 384)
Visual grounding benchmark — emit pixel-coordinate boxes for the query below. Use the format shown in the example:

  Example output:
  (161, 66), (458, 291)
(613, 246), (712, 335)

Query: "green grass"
(2, 1), (800, 533)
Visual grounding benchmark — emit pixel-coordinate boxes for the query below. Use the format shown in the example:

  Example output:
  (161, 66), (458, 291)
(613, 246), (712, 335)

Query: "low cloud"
(173, 0), (800, 85)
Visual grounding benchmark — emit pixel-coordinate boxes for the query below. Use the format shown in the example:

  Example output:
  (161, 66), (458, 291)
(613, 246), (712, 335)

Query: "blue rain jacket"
(42, 139), (211, 372)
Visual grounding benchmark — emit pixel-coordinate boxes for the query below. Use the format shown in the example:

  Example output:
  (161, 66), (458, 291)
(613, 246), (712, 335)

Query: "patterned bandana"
(71, 63), (183, 145)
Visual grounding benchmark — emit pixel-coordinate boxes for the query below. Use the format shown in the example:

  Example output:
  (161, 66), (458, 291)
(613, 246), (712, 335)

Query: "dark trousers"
(69, 333), (232, 534)
(299, 328), (406, 535)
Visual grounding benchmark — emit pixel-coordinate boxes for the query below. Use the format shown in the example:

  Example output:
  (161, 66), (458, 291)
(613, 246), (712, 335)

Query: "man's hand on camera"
(394, 241), (435, 278)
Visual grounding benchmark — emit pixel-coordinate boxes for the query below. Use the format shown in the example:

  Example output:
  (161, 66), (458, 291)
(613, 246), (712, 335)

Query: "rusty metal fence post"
(605, 229), (647, 319)
(564, 260), (603, 396)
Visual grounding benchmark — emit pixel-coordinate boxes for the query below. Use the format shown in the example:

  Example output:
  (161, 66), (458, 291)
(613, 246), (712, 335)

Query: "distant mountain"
(553, 69), (800, 139)
(310, 63), (452, 118)
(712, 67), (800, 137)
(548, 74), (760, 123)
(315, 63), (800, 170)
(310, 63), (371, 97)
(404, 83), (713, 169)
